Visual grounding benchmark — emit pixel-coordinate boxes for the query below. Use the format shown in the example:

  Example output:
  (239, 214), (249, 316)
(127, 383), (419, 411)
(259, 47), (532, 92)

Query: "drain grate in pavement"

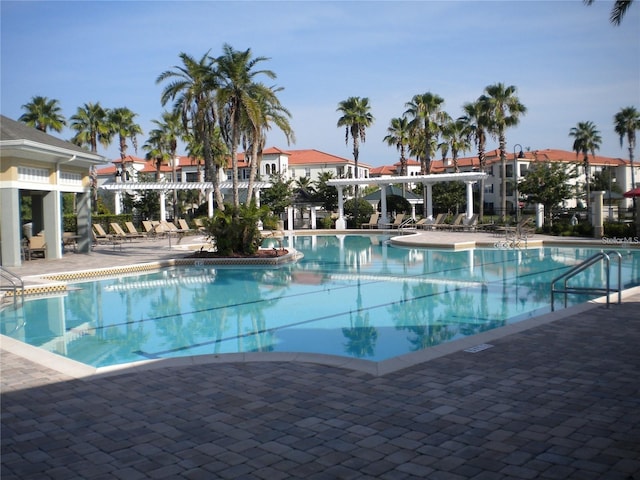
(464, 343), (494, 353)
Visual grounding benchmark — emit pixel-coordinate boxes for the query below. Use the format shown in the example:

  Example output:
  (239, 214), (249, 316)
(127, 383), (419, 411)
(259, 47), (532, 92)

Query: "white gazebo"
(1, 115), (105, 267)
(327, 172), (488, 229)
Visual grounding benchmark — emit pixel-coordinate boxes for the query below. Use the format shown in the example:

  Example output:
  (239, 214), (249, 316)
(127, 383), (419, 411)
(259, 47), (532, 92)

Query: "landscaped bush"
(604, 222), (635, 238)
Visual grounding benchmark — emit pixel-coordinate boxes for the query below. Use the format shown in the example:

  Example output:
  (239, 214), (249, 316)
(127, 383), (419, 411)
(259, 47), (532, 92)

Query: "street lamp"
(513, 144), (524, 223)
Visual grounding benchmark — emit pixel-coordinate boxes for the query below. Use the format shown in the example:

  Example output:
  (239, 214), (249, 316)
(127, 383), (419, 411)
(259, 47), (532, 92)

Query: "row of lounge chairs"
(360, 212), (480, 231)
(92, 219), (206, 245)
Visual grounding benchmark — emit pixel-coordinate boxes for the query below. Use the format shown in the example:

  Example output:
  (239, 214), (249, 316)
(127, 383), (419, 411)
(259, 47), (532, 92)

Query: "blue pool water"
(2, 235), (639, 367)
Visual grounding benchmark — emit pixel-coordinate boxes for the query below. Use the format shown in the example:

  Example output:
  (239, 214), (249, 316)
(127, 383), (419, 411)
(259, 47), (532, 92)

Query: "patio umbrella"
(623, 187), (640, 198)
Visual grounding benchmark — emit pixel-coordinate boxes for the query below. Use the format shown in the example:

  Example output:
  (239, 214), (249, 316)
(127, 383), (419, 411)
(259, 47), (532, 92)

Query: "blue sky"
(1, 1), (638, 166)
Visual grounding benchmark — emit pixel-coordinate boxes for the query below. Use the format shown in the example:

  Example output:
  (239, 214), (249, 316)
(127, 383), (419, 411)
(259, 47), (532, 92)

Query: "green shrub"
(604, 222), (635, 237)
(201, 203), (266, 256)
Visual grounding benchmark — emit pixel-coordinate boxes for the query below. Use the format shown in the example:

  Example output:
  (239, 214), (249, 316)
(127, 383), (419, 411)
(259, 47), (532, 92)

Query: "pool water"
(2, 235), (639, 367)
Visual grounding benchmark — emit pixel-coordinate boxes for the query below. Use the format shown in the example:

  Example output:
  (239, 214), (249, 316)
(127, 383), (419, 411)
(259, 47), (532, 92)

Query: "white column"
(592, 191), (605, 238)
(310, 206), (317, 229)
(254, 189), (261, 208)
(465, 181), (475, 219)
(114, 191), (122, 215)
(536, 203), (544, 228)
(335, 186), (346, 229)
(425, 183), (434, 219)
(379, 185), (389, 227)
(207, 190), (214, 218)
(287, 206), (294, 231)
(160, 191), (166, 221)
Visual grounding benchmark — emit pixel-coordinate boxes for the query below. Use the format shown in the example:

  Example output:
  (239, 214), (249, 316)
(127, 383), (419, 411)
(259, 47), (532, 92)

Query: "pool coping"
(3, 285), (639, 379)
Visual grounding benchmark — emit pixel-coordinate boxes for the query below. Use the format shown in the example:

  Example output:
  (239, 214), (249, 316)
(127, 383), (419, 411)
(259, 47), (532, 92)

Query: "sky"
(1, 0), (639, 167)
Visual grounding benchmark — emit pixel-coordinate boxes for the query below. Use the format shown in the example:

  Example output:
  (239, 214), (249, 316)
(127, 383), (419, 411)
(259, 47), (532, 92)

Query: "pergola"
(327, 172), (488, 229)
(99, 181), (273, 220)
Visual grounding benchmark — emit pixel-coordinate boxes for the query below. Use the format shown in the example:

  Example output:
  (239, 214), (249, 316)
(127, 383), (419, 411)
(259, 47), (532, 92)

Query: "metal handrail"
(551, 250), (622, 311)
(0, 266), (24, 309)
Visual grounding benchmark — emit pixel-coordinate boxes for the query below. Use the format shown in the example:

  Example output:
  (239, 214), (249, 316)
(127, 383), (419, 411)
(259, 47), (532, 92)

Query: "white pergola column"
(160, 191), (166, 221)
(254, 189), (261, 208)
(425, 183), (434, 219)
(379, 185), (389, 227)
(335, 186), (346, 229)
(114, 191), (122, 215)
(310, 206), (317, 229)
(207, 190), (214, 218)
(287, 206), (294, 231)
(465, 181), (476, 219)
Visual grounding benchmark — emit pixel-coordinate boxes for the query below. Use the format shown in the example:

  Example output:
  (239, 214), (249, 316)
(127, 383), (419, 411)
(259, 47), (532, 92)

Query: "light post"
(513, 144), (524, 223)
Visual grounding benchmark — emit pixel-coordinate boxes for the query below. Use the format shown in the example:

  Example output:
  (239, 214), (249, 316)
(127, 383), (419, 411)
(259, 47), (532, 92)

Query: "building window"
(305, 168), (311, 178)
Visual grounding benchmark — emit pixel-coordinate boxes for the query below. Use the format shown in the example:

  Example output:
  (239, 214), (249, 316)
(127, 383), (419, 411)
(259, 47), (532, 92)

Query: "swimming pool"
(2, 235), (639, 368)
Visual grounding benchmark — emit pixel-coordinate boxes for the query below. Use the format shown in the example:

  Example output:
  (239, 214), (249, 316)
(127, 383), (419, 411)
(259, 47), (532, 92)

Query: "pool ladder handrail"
(550, 250), (622, 311)
(0, 266), (25, 309)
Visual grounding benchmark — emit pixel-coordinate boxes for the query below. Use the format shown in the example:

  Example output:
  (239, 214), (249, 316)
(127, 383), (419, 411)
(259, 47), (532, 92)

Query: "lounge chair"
(193, 218), (206, 232)
(110, 222), (136, 241)
(125, 221), (147, 239)
(383, 213), (405, 229)
(360, 213), (380, 229)
(417, 213), (446, 230)
(450, 214), (479, 231)
(434, 213), (464, 230)
(93, 223), (122, 249)
(93, 223), (111, 240)
(142, 220), (157, 236)
(26, 234), (47, 260)
(177, 219), (194, 234)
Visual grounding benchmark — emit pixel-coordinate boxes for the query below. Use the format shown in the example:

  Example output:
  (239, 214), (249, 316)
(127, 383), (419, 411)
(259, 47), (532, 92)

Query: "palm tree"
(460, 98), (491, 220)
(157, 51), (225, 210)
(403, 92), (446, 176)
(570, 120), (602, 214)
(441, 117), (471, 173)
(482, 83), (527, 221)
(584, 0), (634, 25)
(19, 95), (66, 133)
(337, 96), (374, 224)
(107, 107), (143, 160)
(216, 43), (276, 210)
(69, 102), (110, 153)
(383, 117), (411, 176)
(614, 106), (639, 192)
(243, 85), (295, 204)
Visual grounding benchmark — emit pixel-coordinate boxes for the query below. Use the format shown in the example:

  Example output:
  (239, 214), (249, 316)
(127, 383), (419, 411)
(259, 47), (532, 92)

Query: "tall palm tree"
(216, 43), (276, 209)
(69, 102), (110, 153)
(243, 85), (295, 204)
(460, 98), (491, 220)
(107, 107), (143, 160)
(19, 95), (66, 133)
(614, 106), (639, 192)
(157, 51), (225, 210)
(383, 117), (411, 176)
(482, 83), (527, 221)
(404, 93), (446, 175)
(584, 0), (634, 25)
(441, 117), (471, 173)
(569, 120), (602, 214)
(337, 96), (374, 223)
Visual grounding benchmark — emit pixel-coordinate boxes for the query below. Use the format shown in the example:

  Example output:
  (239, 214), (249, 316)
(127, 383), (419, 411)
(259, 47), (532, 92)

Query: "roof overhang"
(327, 172), (488, 187)
(0, 139), (105, 167)
(99, 181), (273, 191)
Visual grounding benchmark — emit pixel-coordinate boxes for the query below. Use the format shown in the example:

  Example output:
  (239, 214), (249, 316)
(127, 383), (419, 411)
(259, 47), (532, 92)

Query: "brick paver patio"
(2, 233), (639, 479)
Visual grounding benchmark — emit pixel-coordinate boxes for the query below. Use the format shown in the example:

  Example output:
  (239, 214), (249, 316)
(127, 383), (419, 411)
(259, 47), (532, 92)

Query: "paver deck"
(2, 231), (639, 479)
